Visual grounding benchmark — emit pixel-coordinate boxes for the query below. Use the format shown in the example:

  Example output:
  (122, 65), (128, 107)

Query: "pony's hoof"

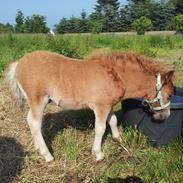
(45, 154), (54, 162)
(92, 148), (104, 161)
(113, 136), (121, 143)
(96, 152), (104, 161)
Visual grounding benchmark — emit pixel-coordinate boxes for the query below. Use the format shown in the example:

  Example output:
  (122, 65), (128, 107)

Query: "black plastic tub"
(121, 86), (183, 145)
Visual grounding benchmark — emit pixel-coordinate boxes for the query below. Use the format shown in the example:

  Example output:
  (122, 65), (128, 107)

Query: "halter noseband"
(142, 73), (170, 111)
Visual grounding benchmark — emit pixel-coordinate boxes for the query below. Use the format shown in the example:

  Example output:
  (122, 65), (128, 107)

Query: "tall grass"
(1, 33), (183, 76)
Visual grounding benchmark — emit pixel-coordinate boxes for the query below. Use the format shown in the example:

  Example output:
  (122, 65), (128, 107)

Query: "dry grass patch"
(0, 81), (144, 183)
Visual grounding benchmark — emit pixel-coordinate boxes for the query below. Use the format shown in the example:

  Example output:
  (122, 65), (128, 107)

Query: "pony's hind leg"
(27, 96), (54, 162)
(92, 105), (111, 161)
(108, 112), (120, 141)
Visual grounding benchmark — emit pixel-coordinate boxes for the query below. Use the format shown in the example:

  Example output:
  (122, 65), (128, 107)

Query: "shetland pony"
(6, 50), (174, 162)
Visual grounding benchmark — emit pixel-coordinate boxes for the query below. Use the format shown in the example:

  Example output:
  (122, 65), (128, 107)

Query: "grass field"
(0, 34), (183, 183)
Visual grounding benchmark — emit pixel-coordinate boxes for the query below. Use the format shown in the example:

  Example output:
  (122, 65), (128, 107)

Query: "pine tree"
(119, 5), (132, 31)
(68, 16), (82, 33)
(15, 10), (24, 33)
(0, 23), (14, 33)
(95, 0), (120, 13)
(55, 18), (69, 34)
(24, 14), (49, 33)
(123, 0), (176, 31)
(94, 0), (120, 32)
(150, 1), (175, 30)
(171, 0), (183, 14)
(80, 10), (89, 33)
(127, 0), (149, 4)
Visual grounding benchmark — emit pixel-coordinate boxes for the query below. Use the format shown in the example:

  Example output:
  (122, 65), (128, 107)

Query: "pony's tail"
(6, 62), (26, 108)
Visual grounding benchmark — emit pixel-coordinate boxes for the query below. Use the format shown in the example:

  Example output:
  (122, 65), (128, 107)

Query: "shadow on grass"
(108, 176), (144, 183)
(0, 137), (24, 183)
(42, 107), (123, 153)
(42, 108), (95, 152)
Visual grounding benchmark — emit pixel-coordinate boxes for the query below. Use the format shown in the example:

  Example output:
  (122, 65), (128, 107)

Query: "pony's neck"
(123, 71), (157, 100)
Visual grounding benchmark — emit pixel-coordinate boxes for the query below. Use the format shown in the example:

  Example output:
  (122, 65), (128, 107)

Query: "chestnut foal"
(6, 50), (174, 162)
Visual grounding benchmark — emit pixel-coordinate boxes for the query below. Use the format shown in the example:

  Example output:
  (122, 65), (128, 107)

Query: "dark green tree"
(118, 5), (132, 31)
(170, 0), (183, 14)
(95, 0), (120, 13)
(15, 10), (24, 33)
(123, 0), (175, 31)
(88, 13), (103, 34)
(55, 16), (86, 33)
(6, 23), (14, 33)
(55, 18), (69, 34)
(54, 0), (178, 33)
(127, 0), (149, 4)
(94, 0), (120, 32)
(80, 10), (89, 33)
(130, 1), (150, 18)
(67, 16), (82, 33)
(150, 1), (175, 30)
(24, 14), (49, 33)
(0, 23), (14, 33)
(119, 1), (151, 31)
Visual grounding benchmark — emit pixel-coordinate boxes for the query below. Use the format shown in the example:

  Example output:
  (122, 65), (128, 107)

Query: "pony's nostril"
(153, 112), (169, 121)
(160, 114), (165, 120)
(160, 112), (170, 120)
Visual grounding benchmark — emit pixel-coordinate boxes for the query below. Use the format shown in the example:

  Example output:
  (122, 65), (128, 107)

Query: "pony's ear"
(164, 70), (175, 83)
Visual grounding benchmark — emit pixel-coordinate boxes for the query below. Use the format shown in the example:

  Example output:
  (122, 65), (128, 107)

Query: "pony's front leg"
(92, 105), (111, 161)
(108, 112), (120, 141)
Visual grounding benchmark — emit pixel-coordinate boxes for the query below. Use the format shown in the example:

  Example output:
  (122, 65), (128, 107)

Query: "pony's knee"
(109, 114), (117, 127)
(108, 114), (120, 140)
(95, 122), (106, 135)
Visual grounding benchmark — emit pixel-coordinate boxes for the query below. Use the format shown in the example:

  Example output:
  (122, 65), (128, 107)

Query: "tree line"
(0, 0), (183, 34)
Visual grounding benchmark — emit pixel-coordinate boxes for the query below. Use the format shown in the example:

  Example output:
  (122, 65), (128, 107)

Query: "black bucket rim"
(122, 96), (183, 109)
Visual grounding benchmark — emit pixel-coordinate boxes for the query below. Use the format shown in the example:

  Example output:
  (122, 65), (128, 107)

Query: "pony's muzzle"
(152, 108), (170, 121)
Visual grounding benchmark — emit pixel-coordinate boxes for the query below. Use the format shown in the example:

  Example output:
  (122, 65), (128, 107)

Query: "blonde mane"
(86, 49), (169, 75)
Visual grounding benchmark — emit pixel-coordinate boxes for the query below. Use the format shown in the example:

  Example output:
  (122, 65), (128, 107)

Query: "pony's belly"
(58, 99), (88, 110)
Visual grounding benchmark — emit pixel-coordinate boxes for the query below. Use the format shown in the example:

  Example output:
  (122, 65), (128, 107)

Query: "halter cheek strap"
(143, 73), (170, 111)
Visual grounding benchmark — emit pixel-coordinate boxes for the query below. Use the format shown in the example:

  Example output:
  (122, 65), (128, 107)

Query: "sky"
(0, 0), (127, 28)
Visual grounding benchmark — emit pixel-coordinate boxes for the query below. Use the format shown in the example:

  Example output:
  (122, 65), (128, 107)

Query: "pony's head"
(143, 70), (175, 121)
